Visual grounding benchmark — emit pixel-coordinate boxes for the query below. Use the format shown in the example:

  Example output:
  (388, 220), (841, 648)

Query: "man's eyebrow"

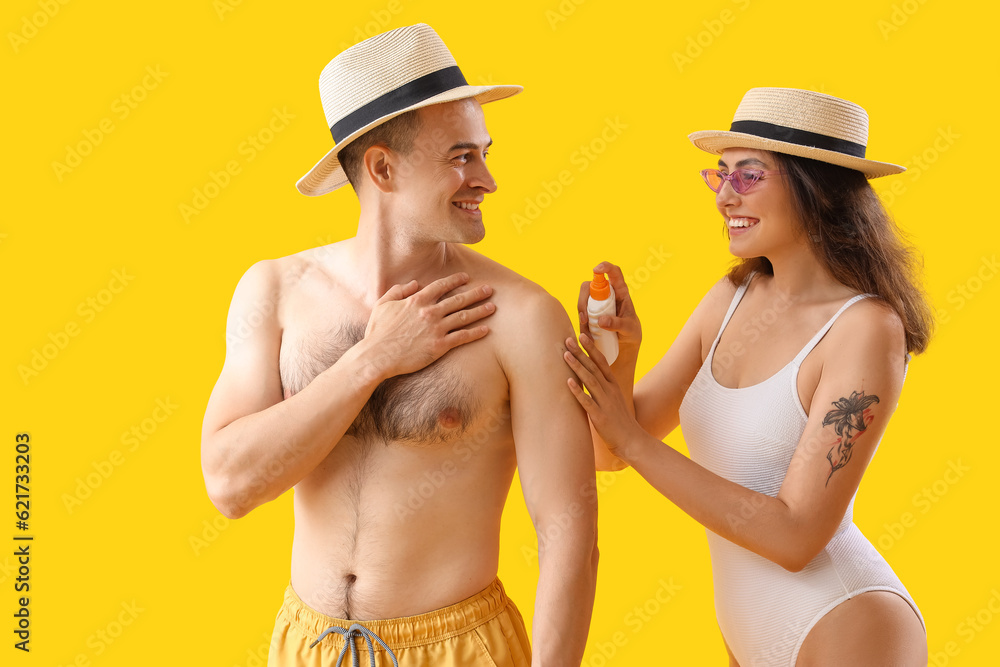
(448, 139), (493, 152)
(718, 157), (768, 168)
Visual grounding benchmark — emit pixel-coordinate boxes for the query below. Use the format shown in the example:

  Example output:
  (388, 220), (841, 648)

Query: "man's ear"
(362, 145), (395, 194)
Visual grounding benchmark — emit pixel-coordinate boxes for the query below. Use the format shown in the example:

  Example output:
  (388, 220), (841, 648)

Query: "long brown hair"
(726, 152), (933, 354)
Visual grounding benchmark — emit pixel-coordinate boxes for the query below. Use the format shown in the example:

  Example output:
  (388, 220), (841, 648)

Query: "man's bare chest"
(279, 314), (503, 446)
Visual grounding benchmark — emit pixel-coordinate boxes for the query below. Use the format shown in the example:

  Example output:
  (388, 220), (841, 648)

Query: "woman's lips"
(727, 217), (759, 235)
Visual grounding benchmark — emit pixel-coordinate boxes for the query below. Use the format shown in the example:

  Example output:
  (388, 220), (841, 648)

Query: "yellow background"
(4, 0), (998, 664)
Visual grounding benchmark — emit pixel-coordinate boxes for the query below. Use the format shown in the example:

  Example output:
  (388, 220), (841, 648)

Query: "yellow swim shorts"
(267, 577), (531, 666)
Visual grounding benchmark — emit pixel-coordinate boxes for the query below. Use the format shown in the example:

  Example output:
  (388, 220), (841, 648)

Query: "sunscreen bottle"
(587, 272), (619, 365)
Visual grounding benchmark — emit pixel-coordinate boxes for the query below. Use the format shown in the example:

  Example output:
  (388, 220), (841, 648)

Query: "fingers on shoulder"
(444, 321), (489, 347)
(424, 271), (470, 301)
(378, 279), (423, 304)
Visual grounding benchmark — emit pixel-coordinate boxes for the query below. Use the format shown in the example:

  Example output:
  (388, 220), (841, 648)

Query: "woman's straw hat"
(689, 87), (904, 178)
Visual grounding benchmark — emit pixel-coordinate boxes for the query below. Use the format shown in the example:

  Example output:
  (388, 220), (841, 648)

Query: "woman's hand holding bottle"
(569, 261), (645, 467)
(576, 261), (642, 362)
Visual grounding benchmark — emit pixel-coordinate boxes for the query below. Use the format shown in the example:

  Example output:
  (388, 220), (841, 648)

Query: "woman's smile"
(727, 216), (760, 235)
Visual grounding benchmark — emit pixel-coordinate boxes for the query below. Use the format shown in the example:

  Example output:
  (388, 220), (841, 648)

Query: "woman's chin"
(727, 240), (758, 259)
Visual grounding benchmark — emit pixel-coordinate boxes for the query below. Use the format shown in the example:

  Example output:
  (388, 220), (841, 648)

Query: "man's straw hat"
(296, 23), (522, 196)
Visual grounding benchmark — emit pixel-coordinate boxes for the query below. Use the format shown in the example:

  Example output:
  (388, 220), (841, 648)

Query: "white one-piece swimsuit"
(677, 277), (925, 666)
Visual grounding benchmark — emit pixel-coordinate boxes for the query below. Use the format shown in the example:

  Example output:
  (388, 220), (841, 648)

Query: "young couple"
(200, 23), (930, 666)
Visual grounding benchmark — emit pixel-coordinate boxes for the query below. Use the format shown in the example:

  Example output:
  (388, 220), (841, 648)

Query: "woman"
(563, 88), (931, 665)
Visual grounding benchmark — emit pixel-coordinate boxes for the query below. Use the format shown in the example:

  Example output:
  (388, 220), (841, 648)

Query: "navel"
(343, 573), (357, 619)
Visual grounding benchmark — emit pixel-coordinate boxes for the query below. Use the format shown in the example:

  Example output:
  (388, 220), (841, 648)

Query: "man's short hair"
(338, 109), (423, 192)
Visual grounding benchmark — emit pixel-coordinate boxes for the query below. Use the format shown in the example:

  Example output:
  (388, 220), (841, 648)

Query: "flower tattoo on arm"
(822, 390), (880, 486)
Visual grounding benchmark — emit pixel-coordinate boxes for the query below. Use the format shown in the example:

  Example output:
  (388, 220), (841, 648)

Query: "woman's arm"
(631, 277), (734, 442)
(565, 298), (907, 571)
(574, 262), (639, 470)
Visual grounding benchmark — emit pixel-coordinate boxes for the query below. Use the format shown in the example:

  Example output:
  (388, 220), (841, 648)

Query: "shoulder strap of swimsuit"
(791, 293), (875, 367)
(708, 272), (756, 358)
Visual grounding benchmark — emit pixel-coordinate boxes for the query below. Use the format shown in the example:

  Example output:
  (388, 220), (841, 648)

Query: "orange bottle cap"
(590, 272), (611, 300)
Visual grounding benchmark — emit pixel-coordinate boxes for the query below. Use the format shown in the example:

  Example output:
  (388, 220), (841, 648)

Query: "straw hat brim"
(296, 84), (522, 196)
(688, 130), (905, 179)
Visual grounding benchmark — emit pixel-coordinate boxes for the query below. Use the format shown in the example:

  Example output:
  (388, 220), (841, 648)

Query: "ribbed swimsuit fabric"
(677, 275), (924, 666)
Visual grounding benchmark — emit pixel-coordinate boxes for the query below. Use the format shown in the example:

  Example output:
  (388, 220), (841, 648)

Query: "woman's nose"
(715, 179), (740, 207)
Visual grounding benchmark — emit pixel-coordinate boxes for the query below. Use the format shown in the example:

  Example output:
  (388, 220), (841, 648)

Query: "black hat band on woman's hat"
(689, 87), (904, 178)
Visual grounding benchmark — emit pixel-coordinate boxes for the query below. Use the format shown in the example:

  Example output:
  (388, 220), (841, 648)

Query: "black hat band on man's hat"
(329, 65), (468, 143)
(296, 24), (521, 196)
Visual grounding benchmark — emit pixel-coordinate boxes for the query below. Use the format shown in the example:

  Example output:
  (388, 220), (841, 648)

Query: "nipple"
(438, 407), (462, 429)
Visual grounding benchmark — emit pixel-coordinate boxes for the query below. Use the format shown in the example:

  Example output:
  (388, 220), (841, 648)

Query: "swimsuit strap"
(791, 293), (874, 367)
(708, 272), (756, 360)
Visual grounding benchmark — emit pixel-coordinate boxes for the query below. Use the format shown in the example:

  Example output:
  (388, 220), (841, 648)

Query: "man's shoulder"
(454, 251), (573, 368)
(241, 240), (350, 292)
(455, 246), (559, 314)
(228, 242), (352, 330)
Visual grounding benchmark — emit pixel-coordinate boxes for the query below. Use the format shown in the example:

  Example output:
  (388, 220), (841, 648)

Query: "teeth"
(454, 202), (479, 210)
(728, 217), (758, 228)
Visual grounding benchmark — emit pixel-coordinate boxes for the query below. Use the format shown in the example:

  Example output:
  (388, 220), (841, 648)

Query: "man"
(200, 24), (598, 666)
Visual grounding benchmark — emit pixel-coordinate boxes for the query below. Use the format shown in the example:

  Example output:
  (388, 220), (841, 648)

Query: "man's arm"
(502, 289), (599, 667)
(201, 262), (495, 518)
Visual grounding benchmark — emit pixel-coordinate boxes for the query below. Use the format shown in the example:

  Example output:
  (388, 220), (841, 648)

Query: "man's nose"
(469, 160), (498, 194)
